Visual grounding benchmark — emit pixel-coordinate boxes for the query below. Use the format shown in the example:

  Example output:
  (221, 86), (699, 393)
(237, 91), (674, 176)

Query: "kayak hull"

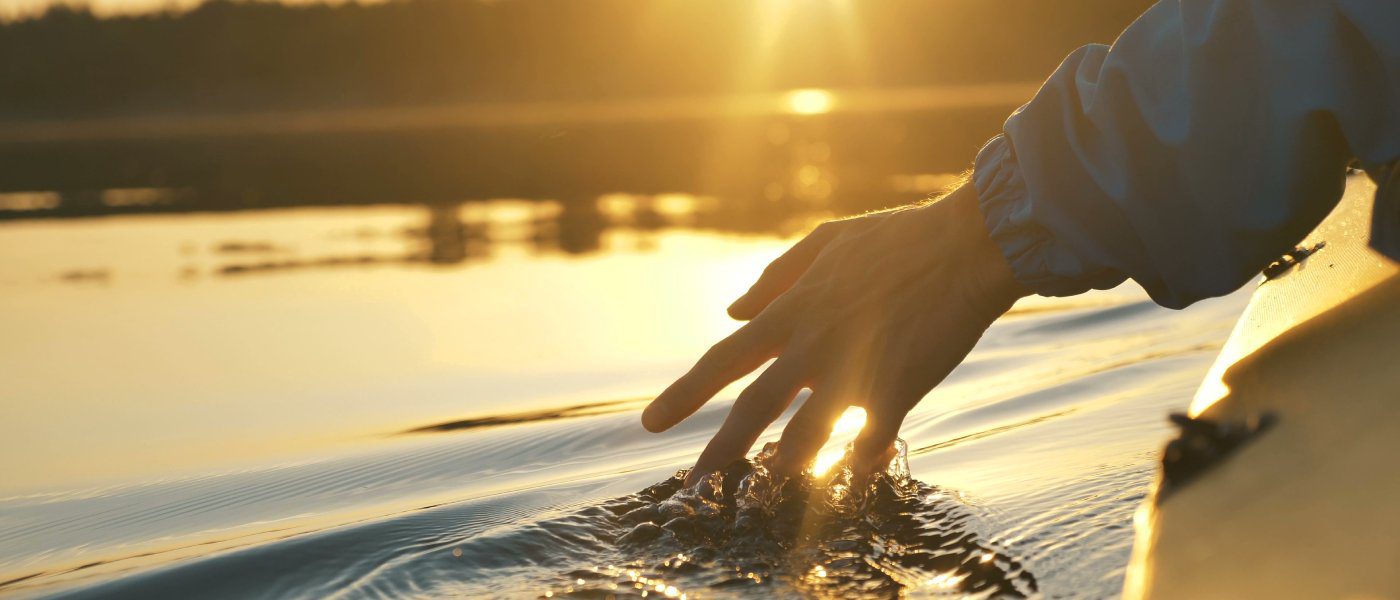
(1125, 175), (1400, 599)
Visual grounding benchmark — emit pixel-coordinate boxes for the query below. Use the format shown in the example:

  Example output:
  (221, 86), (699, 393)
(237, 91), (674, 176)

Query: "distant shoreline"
(0, 84), (1038, 144)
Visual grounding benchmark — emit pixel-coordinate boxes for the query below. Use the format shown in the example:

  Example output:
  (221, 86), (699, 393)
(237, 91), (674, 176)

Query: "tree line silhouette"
(0, 0), (1154, 221)
(0, 0), (1151, 120)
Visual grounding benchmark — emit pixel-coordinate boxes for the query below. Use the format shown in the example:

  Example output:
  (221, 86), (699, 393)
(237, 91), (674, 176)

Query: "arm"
(644, 0), (1400, 483)
(977, 0), (1399, 308)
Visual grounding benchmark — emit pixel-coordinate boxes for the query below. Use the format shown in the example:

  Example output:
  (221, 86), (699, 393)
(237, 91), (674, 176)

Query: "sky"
(0, 0), (368, 21)
(3, 0), (181, 20)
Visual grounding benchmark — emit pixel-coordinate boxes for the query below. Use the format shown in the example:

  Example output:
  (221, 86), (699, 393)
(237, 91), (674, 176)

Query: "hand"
(642, 183), (1030, 485)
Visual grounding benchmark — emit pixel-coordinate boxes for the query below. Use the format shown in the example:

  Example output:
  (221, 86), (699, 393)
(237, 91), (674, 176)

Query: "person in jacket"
(641, 0), (1399, 485)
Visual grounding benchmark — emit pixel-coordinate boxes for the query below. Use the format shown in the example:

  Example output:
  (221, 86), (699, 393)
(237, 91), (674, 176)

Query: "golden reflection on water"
(545, 564), (694, 599)
(924, 570), (968, 589)
(0, 204), (795, 493)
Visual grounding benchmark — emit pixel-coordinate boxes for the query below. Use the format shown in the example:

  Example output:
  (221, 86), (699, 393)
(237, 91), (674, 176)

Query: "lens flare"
(785, 89), (835, 115)
(810, 406), (867, 476)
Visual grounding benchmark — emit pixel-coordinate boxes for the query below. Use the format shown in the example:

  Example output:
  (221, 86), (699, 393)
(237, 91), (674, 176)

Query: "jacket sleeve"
(972, 0), (1400, 309)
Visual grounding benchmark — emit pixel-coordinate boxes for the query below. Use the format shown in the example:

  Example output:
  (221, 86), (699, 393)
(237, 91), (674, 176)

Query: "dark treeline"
(0, 0), (1155, 222)
(0, 0), (1152, 120)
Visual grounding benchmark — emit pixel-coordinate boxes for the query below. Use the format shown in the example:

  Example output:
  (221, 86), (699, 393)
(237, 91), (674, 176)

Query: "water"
(0, 202), (1250, 598)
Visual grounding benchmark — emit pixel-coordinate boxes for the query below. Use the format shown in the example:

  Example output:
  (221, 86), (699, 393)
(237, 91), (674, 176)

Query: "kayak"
(1123, 173), (1400, 599)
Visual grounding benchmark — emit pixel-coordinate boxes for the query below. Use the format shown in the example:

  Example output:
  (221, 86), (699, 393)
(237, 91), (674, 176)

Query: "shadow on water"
(404, 398), (648, 435)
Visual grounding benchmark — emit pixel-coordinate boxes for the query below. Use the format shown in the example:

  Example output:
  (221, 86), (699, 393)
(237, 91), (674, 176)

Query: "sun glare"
(785, 89), (835, 115)
(810, 406), (867, 476)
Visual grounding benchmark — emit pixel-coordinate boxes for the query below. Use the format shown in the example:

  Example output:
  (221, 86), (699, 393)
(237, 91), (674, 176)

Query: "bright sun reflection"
(925, 571), (968, 589)
(810, 406), (867, 476)
(785, 89), (835, 115)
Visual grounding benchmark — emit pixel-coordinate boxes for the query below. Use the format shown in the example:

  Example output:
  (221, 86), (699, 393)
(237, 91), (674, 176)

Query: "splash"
(536, 440), (1037, 598)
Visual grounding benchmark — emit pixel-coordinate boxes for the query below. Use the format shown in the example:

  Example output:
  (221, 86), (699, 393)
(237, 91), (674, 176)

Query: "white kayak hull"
(1124, 174), (1400, 600)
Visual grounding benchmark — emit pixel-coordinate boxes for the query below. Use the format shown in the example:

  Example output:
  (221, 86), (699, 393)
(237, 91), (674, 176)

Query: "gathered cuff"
(972, 135), (1097, 298)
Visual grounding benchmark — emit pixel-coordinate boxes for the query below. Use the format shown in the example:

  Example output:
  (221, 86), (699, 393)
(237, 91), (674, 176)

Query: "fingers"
(770, 385), (850, 476)
(684, 353), (808, 486)
(727, 221), (842, 320)
(850, 406), (905, 475)
(641, 316), (786, 433)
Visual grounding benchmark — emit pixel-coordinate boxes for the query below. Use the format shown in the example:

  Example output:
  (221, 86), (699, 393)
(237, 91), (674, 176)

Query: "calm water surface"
(0, 203), (1250, 598)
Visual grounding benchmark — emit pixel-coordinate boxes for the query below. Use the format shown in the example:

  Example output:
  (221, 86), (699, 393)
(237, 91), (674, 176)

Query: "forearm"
(974, 0), (1400, 308)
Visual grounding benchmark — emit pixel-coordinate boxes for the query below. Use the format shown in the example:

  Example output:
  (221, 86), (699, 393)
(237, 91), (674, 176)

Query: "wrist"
(943, 183), (1031, 311)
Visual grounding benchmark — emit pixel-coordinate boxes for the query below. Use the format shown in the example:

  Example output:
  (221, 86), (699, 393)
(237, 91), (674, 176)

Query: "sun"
(784, 89), (835, 115)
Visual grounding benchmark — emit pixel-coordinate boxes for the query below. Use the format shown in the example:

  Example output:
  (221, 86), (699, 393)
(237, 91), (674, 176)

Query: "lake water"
(0, 202), (1250, 598)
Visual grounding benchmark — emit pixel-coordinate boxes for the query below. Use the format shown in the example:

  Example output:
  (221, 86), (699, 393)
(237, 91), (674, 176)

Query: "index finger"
(641, 316), (786, 432)
(727, 221), (842, 320)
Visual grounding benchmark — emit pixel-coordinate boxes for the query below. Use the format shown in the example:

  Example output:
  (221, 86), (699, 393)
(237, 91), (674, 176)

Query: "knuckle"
(765, 291), (801, 317)
(693, 353), (730, 380)
(783, 411), (826, 440)
(759, 257), (786, 279)
(706, 336), (739, 360)
(732, 391), (779, 421)
(735, 382), (771, 403)
(855, 423), (896, 449)
(744, 316), (780, 339)
(763, 288), (809, 319)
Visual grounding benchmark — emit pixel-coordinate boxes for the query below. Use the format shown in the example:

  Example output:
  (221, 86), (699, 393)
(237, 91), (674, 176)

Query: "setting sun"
(784, 88), (835, 115)
(3, 0), (1383, 597)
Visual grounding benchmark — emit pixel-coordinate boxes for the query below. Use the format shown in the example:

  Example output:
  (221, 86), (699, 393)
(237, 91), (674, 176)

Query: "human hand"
(642, 183), (1029, 485)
